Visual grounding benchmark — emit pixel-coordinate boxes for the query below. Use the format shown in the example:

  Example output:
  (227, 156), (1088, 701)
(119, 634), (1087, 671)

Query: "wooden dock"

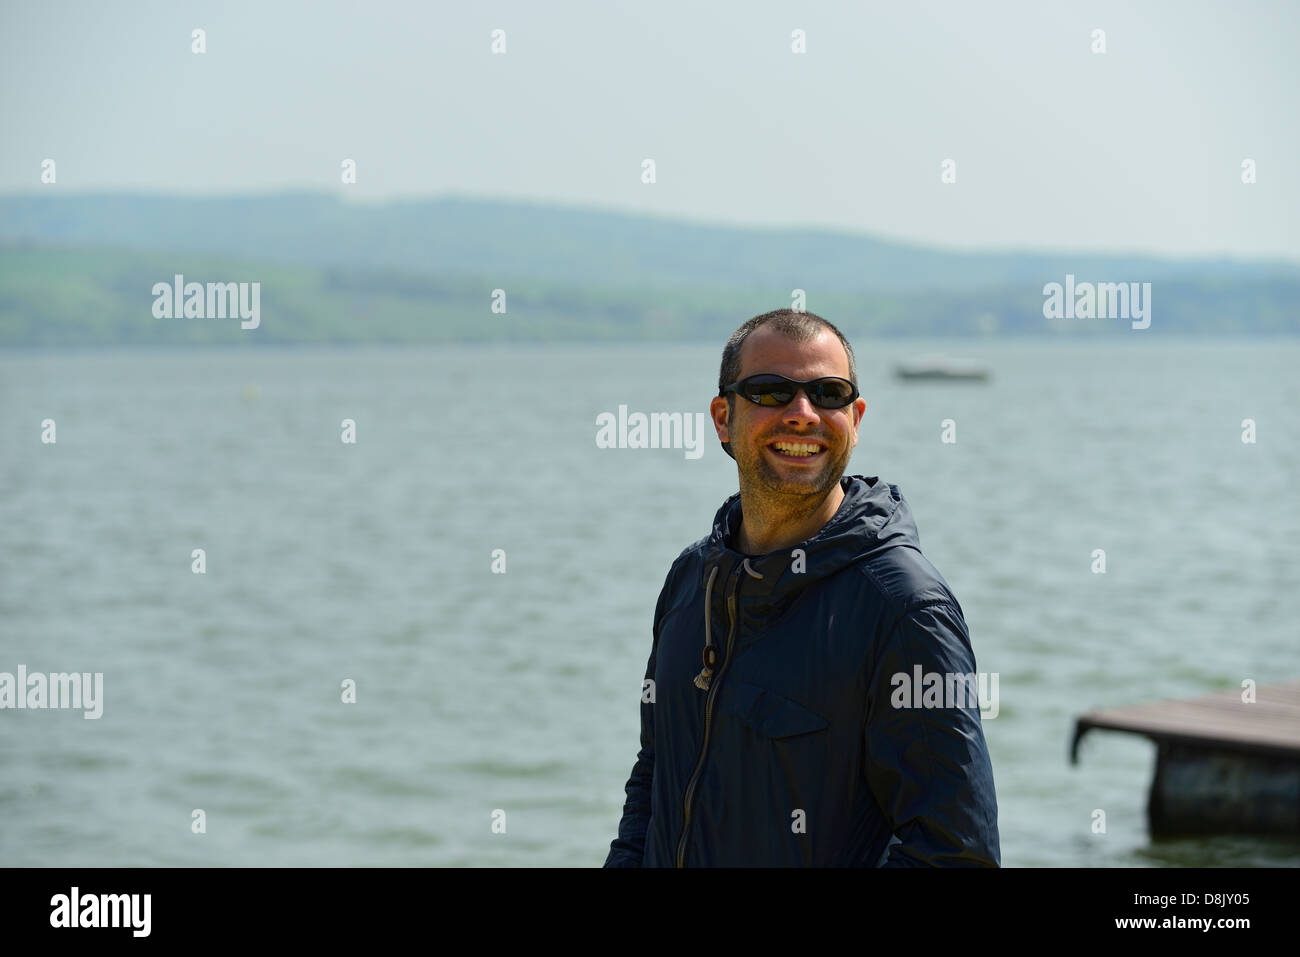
(1071, 680), (1300, 835)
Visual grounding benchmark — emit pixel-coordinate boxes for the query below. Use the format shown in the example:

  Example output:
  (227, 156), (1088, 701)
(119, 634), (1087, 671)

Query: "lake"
(1, 339), (1297, 866)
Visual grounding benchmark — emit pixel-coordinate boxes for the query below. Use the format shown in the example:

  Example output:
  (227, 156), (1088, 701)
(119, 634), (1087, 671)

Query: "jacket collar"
(698, 474), (919, 622)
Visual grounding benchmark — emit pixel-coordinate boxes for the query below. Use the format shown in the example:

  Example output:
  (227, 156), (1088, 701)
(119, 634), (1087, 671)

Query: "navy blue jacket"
(604, 474), (1000, 867)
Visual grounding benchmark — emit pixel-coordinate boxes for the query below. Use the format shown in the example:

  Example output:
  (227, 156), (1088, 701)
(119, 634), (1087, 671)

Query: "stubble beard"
(735, 434), (852, 512)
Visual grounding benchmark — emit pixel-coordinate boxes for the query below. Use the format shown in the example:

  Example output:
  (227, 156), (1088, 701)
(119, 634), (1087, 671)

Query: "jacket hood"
(697, 473), (920, 625)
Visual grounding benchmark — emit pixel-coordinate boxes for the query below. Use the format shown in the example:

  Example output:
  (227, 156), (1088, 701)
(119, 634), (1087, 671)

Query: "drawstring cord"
(693, 566), (719, 691)
(694, 558), (763, 692)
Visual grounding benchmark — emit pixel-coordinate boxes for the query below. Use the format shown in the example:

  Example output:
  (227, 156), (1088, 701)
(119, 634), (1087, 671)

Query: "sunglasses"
(721, 374), (860, 409)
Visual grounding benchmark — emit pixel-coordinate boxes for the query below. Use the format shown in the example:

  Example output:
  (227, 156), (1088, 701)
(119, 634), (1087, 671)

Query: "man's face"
(710, 327), (867, 498)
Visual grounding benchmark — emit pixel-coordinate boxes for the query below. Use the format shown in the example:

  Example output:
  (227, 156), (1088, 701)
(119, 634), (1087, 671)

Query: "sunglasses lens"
(743, 376), (795, 406)
(809, 379), (855, 408)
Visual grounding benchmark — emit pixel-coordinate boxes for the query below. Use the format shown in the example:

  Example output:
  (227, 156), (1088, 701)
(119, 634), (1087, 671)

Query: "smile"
(768, 440), (826, 461)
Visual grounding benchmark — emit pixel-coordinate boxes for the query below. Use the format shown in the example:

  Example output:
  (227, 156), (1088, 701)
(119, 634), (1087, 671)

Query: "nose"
(782, 388), (822, 425)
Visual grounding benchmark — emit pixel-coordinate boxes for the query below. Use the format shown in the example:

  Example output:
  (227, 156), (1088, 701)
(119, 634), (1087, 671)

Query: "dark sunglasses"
(721, 374), (859, 409)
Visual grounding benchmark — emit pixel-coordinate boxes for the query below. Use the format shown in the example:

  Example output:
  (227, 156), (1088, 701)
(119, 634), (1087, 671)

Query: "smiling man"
(603, 308), (1000, 867)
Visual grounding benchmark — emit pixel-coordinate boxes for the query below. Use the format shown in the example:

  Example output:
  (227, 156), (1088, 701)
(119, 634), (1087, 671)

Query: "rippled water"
(2, 340), (1298, 866)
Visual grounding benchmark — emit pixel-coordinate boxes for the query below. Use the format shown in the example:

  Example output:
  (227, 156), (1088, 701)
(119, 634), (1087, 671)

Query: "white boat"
(893, 356), (991, 382)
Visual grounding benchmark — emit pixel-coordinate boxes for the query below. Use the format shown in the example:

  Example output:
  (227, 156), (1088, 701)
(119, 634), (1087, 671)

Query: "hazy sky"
(2, 0), (1297, 261)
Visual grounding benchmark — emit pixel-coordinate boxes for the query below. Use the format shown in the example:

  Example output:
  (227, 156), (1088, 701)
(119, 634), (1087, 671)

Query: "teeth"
(772, 442), (821, 456)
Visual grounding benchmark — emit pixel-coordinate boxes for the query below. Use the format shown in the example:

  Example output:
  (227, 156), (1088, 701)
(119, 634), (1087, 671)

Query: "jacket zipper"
(675, 563), (742, 868)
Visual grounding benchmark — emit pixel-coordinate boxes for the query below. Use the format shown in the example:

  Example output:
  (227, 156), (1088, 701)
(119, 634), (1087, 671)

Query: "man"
(603, 309), (1000, 867)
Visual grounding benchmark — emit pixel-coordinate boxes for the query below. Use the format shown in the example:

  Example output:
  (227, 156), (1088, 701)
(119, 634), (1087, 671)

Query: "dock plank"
(1070, 680), (1300, 763)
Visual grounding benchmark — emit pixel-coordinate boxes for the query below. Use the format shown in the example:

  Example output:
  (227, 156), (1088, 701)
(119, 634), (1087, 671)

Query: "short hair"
(716, 309), (858, 459)
(718, 309), (857, 396)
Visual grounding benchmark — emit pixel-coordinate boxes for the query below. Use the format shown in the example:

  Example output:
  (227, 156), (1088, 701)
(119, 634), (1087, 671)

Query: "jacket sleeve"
(602, 570), (673, 867)
(864, 598), (1001, 867)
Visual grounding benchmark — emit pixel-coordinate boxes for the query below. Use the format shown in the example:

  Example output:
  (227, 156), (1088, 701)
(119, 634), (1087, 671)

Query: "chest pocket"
(719, 679), (828, 738)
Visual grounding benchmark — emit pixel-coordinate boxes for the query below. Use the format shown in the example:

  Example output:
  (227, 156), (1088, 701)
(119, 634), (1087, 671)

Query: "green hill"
(1, 193), (1297, 346)
(2, 242), (1296, 347)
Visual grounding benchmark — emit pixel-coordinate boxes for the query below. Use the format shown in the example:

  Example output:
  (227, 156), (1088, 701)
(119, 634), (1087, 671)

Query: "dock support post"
(1148, 741), (1300, 836)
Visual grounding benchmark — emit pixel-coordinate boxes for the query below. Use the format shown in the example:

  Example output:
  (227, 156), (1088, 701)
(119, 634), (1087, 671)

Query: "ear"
(710, 395), (731, 444)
